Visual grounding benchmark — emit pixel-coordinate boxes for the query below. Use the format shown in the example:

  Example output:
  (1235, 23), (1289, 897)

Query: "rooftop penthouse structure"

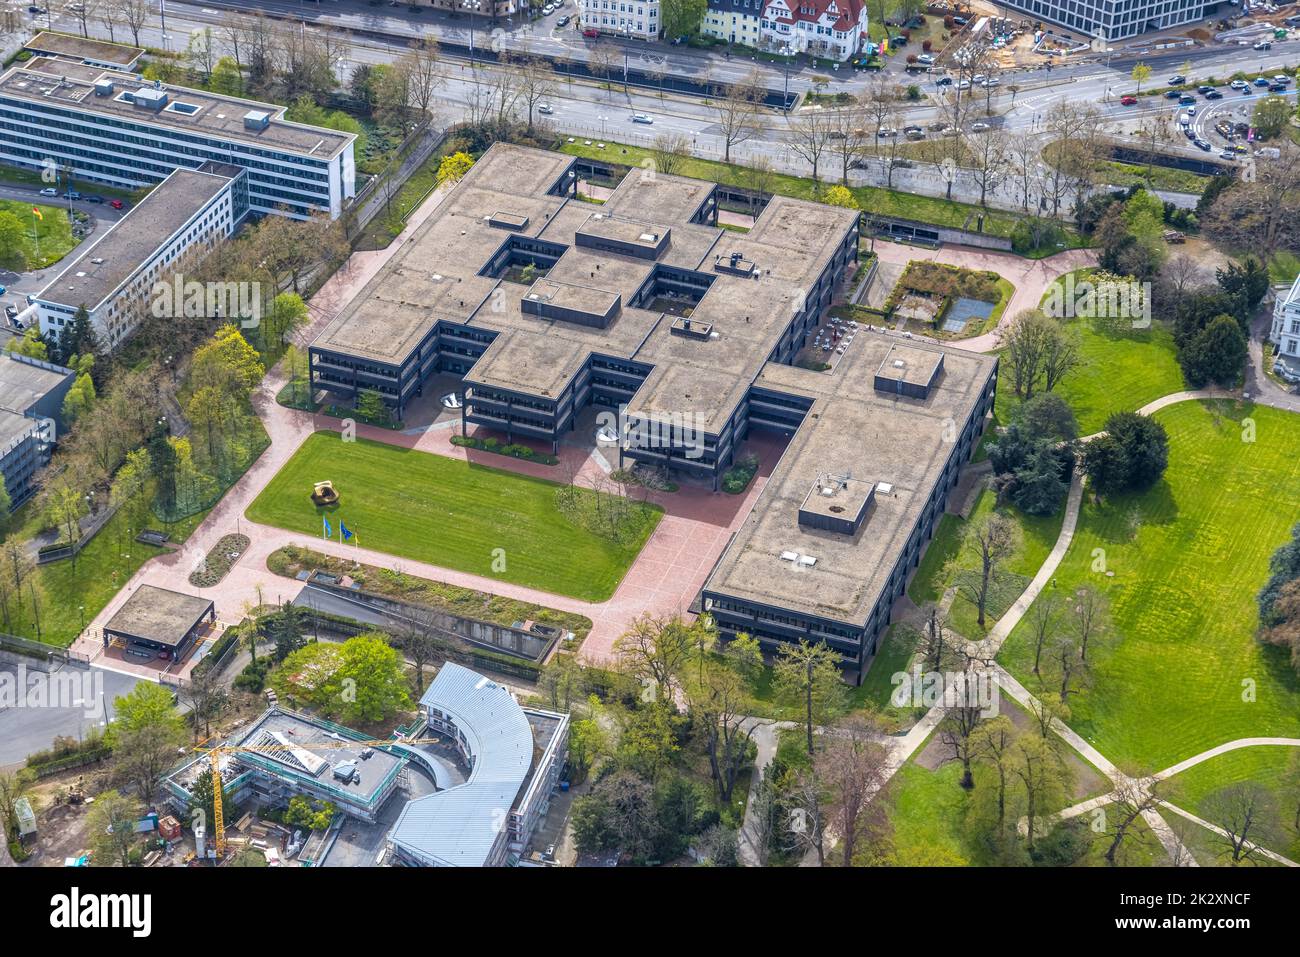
(310, 144), (998, 679)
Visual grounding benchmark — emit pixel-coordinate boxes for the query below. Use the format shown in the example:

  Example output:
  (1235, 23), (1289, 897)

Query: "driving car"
(557, 14), (569, 25)
(1254, 41), (1272, 51)
(110, 199), (125, 209)
(631, 113), (653, 124)
(971, 121), (990, 132)
(1120, 95), (1138, 105)
(1254, 77), (1271, 87)
(1194, 138), (1212, 151)
(1204, 89), (1222, 99)
(39, 186), (57, 196)
(1167, 74), (1186, 85)
(1164, 89), (1183, 99)
(86, 195), (104, 203)
(1269, 82), (1287, 92)
(66, 191), (81, 201)
(935, 75), (953, 86)
(538, 102), (553, 114)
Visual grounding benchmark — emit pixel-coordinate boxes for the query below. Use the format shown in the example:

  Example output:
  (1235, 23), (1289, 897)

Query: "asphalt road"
(0, 651), (140, 768)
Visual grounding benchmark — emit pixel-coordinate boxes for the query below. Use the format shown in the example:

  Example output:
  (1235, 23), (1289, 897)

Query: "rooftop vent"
(779, 550), (799, 562)
(93, 78), (114, 97)
(878, 482), (894, 494)
(798, 555), (817, 567)
(243, 109), (271, 131)
(131, 86), (168, 111)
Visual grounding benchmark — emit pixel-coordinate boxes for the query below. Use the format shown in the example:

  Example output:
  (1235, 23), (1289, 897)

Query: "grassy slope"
(245, 431), (661, 602)
(558, 139), (1026, 238)
(998, 400), (1300, 771)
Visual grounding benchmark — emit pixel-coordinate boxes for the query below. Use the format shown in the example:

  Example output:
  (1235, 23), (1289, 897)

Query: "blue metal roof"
(387, 663), (535, 867)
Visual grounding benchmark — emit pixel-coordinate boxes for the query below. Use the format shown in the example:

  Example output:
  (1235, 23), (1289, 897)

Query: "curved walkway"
(877, 388), (1300, 867)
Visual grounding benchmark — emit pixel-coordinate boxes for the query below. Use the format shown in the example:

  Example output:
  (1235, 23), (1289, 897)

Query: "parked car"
(86, 194), (104, 203)
(916, 53), (934, 65)
(980, 76), (999, 87)
(1204, 89), (1222, 99)
(110, 199), (125, 209)
(1120, 94), (1138, 105)
(537, 102), (554, 115)
(935, 75), (953, 86)
(66, 190), (81, 201)
(971, 121), (990, 132)
(1274, 75), (1292, 85)
(1197, 84), (1213, 94)
(557, 14), (569, 25)
(1164, 89), (1183, 99)
(1230, 79), (1249, 90)
(38, 186), (57, 196)
(1219, 149), (1237, 160)
(1269, 82), (1287, 92)
(542, 2), (554, 12)
(630, 113), (653, 124)
(583, 27), (598, 37)
(1254, 77), (1271, 87)
(877, 127), (897, 137)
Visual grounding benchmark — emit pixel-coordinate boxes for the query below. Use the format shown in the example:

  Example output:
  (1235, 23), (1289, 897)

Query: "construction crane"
(195, 732), (446, 858)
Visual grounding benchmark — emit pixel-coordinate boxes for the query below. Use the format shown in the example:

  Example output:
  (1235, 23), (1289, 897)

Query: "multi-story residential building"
(415, 0), (516, 16)
(1001, 0), (1206, 41)
(32, 165), (249, 351)
(1269, 275), (1300, 383)
(310, 144), (997, 681)
(579, 0), (661, 40)
(0, 353), (75, 509)
(760, 0), (868, 62)
(702, 0), (766, 45)
(0, 56), (355, 219)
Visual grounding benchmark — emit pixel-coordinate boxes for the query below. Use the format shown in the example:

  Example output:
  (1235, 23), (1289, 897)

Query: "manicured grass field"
(995, 318), (1185, 437)
(0, 199), (79, 269)
(998, 400), (1300, 771)
(1165, 746), (1300, 859)
(907, 487), (1065, 638)
(246, 432), (662, 602)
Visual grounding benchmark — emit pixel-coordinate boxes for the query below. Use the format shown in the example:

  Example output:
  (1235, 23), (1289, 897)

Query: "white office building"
(33, 165), (248, 351)
(0, 56), (355, 220)
(579, 0), (661, 40)
(1000, 0), (1206, 42)
(1270, 275), (1300, 383)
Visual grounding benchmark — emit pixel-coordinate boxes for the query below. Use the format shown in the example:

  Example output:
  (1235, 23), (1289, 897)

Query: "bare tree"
(512, 54), (555, 133)
(67, 0), (101, 38)
(1203, 783), (1275, 864)
(783, 765), (829, 866)
(180, 667), (227, 740)
(829, 104), (870, 186)
(651, 132), (691, 177)
(968, 126), (1010, 207)
(1069, 586), (1108, 661)
(401, 39), (442, 120)
(950, 513), (1021, 630)
(1028, 591), (1059, 677)
(588, 41), (619, 100)
(688, 660), (757, 804)
(787, 108), (833, 185)
(115, 0), (150, 48)
(1104, 774), (1162, 866)
(97, 0), (121, 42)
(612, 613), (695, 705)
(815, 714), (889, 866)
(714, 70), (763, 163)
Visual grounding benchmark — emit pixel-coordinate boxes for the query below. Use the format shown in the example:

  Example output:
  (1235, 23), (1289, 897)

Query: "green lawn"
(907, 486), (1065, 639)
(0, 199), (79, 269)
(3, 497), (210, 647)
(1165, 746), (1300, 859)
(246, 431), (662, 602)
(995, 289), (1186, 436)
(998, 400), (1300, 771)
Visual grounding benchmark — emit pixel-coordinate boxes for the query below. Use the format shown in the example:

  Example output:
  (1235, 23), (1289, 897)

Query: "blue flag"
(323, 516), (333, 538)
(340, 520), (353, 542)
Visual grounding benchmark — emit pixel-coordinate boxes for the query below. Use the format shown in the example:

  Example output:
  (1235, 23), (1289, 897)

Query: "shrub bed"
(450, 434), (559, 465)
(188, 534), (250, 588)
(721, 453), (760, 495)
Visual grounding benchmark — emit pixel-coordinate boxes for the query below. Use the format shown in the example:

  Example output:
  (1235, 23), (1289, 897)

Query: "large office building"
(32, 164), (248, 350)
(0, 55), (355, 219)
(311, 144), (997, 679)
(389, 663), (569, 867)
(0, 353), (75, 509)
(1001, 0), (1207, 41)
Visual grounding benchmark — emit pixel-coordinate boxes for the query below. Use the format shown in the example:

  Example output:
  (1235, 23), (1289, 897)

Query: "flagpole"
(31, 209), (40, 260)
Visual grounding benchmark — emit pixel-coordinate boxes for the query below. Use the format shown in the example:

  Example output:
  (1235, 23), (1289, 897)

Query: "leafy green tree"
(1082, 412), (1169, 496)
(86, 790), (138, 866)
(1180, 313), (1247, 387)
(0, 211), (27, 269)
(0, 475), (11, 540)
(355, 389), (392, 426)
(616, 700), (680, 785)
(660, 0), (706, 40)
(265, 292), (309, 352)
(773, 640), (847, 755)
(108, 683), (187, 800)
(436, 152), (474, 186)
(6, 326), (48, 361)
(1252, 95), (1292, 140)
(334, 632), (411, 723)
(209, 56), (244, 95)
(62, 371), (96, 424)
(285, 795), (337, 832)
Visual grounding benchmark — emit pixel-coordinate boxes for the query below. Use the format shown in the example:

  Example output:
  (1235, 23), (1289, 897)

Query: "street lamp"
(462, 0), (483, 60)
